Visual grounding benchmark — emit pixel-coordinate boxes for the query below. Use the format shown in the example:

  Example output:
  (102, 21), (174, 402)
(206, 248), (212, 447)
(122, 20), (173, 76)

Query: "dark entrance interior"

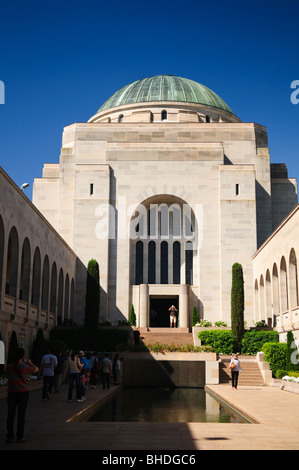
(150, 296), (179, 327)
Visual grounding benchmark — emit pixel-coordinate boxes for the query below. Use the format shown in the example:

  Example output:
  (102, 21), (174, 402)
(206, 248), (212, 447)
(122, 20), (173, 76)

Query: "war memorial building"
(29, 74), (298, 338)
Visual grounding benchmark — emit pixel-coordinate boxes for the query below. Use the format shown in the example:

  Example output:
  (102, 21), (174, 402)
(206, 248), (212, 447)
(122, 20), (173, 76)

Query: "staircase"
(219, 356), (265, 386)
(139, 327), (194, 346)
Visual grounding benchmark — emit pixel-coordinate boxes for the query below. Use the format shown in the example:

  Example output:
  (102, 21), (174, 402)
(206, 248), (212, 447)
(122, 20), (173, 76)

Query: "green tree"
(31, 328), (47, 366)
(7, 330), (18, 365)
(192, 306), (199, 326)
(231, 262), (245, 352)
(84, 259), (100, 331)
(129, 304), (136, 326)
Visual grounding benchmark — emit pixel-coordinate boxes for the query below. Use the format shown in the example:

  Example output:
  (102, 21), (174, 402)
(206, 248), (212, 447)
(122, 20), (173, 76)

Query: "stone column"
(179, 284), (189, 328)
(139, 283), (149, 328)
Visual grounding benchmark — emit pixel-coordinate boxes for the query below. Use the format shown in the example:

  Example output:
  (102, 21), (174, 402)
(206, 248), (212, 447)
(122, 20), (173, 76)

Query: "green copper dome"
(97, 75), (234, 114)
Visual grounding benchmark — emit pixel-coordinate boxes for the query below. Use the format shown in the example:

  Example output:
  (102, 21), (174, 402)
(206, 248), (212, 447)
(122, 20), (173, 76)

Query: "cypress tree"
(129, 304), (136, 326)
(192, 306), (199, 326)
(231, 262), (245, 352)
(84, 259), (100, 331)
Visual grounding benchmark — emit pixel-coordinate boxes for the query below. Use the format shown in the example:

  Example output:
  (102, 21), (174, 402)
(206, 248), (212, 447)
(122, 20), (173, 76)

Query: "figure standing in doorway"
(169, 305), (177, 328)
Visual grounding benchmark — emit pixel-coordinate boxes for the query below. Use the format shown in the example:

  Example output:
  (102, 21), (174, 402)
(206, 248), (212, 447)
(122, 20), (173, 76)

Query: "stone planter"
(281, 379), (299, 394)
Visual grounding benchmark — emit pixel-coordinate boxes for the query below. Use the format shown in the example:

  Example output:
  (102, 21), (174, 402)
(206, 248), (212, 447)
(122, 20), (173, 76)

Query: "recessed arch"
(5, 227), (19, 297)
(259, 274), (265, 321)
(31, 247), (41, 307)
(20, 238), (31, 302)
(272, 263), (279, 315)
(280, 256), (288, 312)
(41, 255), (50, 310)
(0, 216), (4, 292)
(50, 262), (57, 314)
(289, 248), (298, 309)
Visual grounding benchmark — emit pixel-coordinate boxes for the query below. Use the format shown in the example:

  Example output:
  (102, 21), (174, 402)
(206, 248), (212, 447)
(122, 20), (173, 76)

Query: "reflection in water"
(88, 388), (247, 423)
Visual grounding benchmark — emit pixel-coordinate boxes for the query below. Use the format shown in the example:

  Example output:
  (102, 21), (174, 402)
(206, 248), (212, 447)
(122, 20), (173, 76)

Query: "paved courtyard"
(1, 381), (299, 451)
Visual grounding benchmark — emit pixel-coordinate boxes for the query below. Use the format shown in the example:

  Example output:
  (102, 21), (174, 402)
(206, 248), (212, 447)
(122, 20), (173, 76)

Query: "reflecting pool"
(88, 387), (249, 423)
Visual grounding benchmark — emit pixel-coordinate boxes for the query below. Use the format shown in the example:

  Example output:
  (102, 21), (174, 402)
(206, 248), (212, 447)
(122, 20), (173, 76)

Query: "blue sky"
(0, 0), (298, 201)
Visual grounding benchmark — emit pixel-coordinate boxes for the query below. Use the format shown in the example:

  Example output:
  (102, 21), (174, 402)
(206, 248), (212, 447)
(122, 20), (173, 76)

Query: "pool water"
(88, 387), (248, 423)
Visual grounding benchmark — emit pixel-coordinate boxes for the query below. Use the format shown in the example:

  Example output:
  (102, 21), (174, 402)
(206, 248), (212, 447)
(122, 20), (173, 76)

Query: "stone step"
(219, 360), (265, 386)
(140, 330), (194, 346)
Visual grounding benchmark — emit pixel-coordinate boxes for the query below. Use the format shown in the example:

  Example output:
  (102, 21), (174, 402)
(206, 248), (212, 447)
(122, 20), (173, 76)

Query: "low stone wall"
(120, 352), (219, 388)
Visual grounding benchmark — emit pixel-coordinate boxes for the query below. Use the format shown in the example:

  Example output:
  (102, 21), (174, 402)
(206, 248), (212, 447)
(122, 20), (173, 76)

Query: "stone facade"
(0, 167), (84, 356)
(253, 205), (299, 341)
(31, 77), (298, 330)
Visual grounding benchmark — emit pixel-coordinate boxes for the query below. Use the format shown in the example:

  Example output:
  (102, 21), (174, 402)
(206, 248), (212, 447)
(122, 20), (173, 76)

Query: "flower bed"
(281, 376), (299, 394)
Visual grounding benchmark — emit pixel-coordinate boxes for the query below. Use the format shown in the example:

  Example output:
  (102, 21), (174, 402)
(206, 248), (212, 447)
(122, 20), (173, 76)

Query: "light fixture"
(20, 183), (29, 190)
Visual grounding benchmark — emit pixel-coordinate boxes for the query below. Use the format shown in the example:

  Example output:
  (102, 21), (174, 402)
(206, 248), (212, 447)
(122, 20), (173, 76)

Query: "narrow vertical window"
(90, 183), (94, 196)
(161, 110), (167, 121)
(160, 241), (168, 284)
(236, 184), (239, 196)
(173, 241), (181, 284)
(148, 241), (156, 284)
(185, 241), (193, 285)
(135, 241), (144, 285)
(118, 114), (124, 122)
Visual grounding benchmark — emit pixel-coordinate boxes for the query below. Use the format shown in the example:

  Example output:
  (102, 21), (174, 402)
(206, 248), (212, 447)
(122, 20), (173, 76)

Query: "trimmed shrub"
(198, 330), (237, 354)
(262, 342), (287, 375)
(241, 330), (279, 355)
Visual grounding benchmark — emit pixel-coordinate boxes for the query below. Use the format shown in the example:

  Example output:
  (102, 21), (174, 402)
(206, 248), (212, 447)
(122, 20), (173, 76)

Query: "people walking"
(229, 354), (242, 390)
(53, 351), (64, 393)
(6, 348), (39, 443)
(112, 354), (121, 384)
(67, 351), (83, 402)
(90, 352), (100, 389)
(40, 348), (57, 400)
(102, 353), (112, 389)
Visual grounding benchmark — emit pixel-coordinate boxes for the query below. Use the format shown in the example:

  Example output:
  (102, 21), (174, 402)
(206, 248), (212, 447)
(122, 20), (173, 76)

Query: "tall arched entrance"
(130, 195), (199, 329)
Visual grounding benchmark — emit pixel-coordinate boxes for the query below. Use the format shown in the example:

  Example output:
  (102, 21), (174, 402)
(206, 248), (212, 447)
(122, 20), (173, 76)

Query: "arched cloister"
(272, 263), (280, 316)
(5, 227), (19, 297)
(31, 247), (41, 307)
(0, 216), (5, 293)
(259, 274), (265, 322)
(64, 273), (70, 320)
(50, 262), (57, 314)
(20, 238), (31, 302)
(289, 248), (299, 310)
(280, 256), (288, 313)
(41, 255), (50, 311)
(57, 268), (64, 324)
(265, 269), (272, 325)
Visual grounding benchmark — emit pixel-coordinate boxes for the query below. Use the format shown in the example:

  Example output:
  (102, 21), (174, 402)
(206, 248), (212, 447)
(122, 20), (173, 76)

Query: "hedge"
(261, 342), (287, 375)
(198, 330), (237, 354)
(241, 330), (279, 355)
(198, 329), (280, 355)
